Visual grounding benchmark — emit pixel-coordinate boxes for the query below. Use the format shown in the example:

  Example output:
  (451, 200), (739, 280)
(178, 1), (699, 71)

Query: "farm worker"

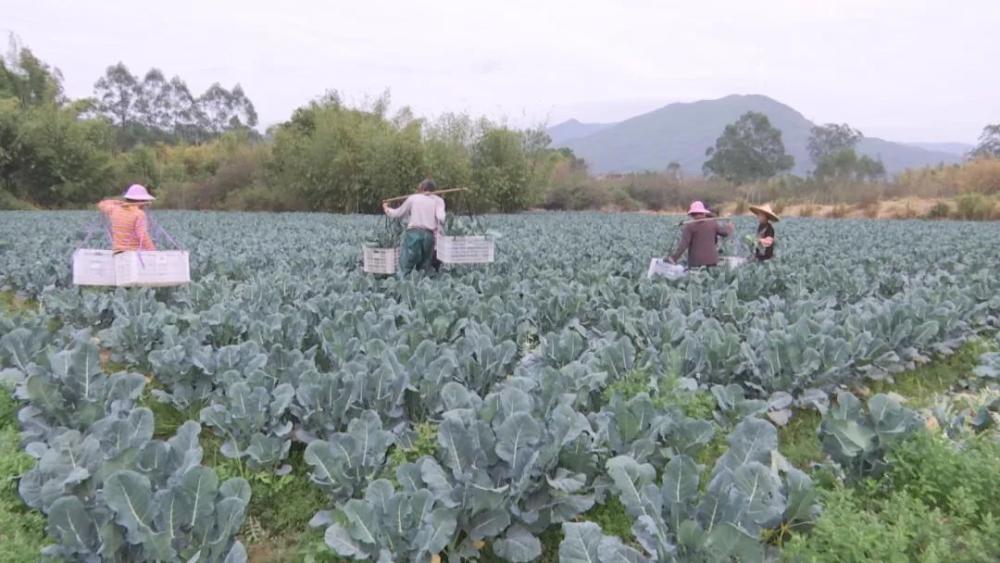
(749, 203), (779, 261)
(668, 201), (734, 267)
(382, 179), (446, 275)
(97, 184), (157, 253)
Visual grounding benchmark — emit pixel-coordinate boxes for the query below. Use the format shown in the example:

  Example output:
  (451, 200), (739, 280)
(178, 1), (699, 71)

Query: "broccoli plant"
(304, 410), (394, 503)
(21, 419), (250, 562)
(310, 478), (457, 562)
(14, 334), (145, 444)
(365, 218), (404, 248)
(594, 418), (820, 562)
(819, 391), (923, 481)
(200, 371), (295, 474)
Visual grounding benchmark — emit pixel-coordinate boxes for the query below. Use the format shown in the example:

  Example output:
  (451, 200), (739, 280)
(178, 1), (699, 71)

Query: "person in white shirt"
(383, 179), (446, 275)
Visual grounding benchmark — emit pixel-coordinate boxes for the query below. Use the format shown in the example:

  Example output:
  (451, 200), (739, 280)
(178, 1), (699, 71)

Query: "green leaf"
(703, 523), (764, 563)
(606, 455), (656, 513)
(559, 521), (602, 562)
(415, 507), (458, 556)
(47, 496), (99, 554)
(342, 499), (380, 545)
(713, 418), (778, 479)
(661, 455), (700, 504)
(103, 470), (155, 541)
(466, 507), (510, 540)
(783, 468), (819, 524)
(104, 470), (177, 560)
(492, 524), (541, 562)
(175, 466), (220, 531)
(729, 462), (785, 530)
(494, 411), (542, 472)
(325, 524), (365, 558)
(676, 519), (704, 551)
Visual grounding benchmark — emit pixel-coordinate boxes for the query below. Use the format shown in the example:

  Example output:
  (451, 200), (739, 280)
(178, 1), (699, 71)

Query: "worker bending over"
(668, 201), (733, 268)
(97, 184), (157, 253)
(383, 179), (446, 275)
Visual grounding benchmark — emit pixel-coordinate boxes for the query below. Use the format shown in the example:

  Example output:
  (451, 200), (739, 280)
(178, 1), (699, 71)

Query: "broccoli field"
(1, 211), (998, 562)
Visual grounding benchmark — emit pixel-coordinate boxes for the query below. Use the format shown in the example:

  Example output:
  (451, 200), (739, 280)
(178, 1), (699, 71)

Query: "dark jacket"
(756, 222), (775, 261)
(670, 219), (733, 267)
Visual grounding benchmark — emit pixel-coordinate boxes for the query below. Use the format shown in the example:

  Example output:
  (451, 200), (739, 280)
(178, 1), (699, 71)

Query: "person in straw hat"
(668, 200), (734, 268)
(97, 184), (157, 253)
(749, 203), (779, 262)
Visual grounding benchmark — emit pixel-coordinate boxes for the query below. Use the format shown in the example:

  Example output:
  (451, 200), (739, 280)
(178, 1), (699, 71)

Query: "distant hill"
(905, 142), (974, 156)
(549, 95), (963, 176)
(546, 119), (613, 146)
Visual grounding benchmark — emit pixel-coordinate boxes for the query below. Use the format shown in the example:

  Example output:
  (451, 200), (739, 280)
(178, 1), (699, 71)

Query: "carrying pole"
(678, 215), (733, 226)
(382, 187), (469, 204)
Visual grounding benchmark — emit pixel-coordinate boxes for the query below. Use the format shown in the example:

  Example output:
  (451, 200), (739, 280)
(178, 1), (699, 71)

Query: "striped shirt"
(97, 200), (156, 251)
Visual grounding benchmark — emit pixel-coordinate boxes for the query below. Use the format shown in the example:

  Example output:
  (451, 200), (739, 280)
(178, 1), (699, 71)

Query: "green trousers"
(399, 229), (434, 275)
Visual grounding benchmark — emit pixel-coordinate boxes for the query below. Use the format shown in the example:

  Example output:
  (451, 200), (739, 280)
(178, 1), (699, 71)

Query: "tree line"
(0, 36), (570, 213)
(2, 35), (999, 214)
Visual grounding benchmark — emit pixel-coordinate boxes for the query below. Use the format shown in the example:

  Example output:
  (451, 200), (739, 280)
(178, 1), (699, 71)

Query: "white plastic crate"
(73, 249), (117, 286)
(647, 258), (687, 280)
(362, 245), (399, 274)
(436, 236), (495, 264)
(113, 250), (191, 287)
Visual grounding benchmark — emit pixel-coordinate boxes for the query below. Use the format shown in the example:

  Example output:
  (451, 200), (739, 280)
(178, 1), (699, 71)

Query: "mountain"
(546, 119), (613, 146)
(549, 95), (962, 175)
(905, 142), (974, 156)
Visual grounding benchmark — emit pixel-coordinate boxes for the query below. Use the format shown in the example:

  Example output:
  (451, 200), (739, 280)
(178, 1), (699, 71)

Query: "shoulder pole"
(382, 187), (469, 204)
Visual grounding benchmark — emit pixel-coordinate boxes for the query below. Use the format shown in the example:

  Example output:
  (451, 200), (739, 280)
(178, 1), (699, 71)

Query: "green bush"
(222, 184), (298, 212)
(786, 433), (1000, 562)
(887, 432), (1000, 516)
(0, 98), (115, 207)
(785, 485), (1000, 562)
(0, 189), (33, 210)
(0, 390), (48, 562)
(955, 193), (998, 221)
(542, 182), (611, 211)
(926, 202), (952, 219)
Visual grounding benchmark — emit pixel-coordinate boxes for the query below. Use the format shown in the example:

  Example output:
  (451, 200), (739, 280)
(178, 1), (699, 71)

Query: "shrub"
(829, 205), (851, 218)
(786, 433), (1000, 562)
(861, 200), (880, 218)
(925, 202), (952, 219)
(892, 203), (916, 220)
(623, 175), (674, 210)
(957, 158), (1000, 195)
(785, 485), (1000, 562)
(608, 188), (642, 212)
(887, 432), (1000, 515)
(542, 182), (611, 211)
(955, 193), (998, 221)
(0, 189), (34, 210)
(0, 390), (48, 561)
(223, 184), (300, 212)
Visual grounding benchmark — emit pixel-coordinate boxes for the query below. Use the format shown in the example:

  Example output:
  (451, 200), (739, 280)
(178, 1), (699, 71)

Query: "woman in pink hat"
(97, 184), (157, 252)
(667, 201), (733, 268)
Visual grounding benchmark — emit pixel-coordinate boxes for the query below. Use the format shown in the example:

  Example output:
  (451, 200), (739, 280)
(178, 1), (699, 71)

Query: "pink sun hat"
(123, 184), (156, 201)
(687, 200), (712, 216)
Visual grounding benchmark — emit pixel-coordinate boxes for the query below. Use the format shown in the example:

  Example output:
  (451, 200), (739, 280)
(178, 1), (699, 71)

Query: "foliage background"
(2, 36), (999, 219)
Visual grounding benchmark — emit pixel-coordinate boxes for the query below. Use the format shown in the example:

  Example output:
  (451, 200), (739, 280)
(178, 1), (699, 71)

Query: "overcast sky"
(4, 0), (998, 143)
